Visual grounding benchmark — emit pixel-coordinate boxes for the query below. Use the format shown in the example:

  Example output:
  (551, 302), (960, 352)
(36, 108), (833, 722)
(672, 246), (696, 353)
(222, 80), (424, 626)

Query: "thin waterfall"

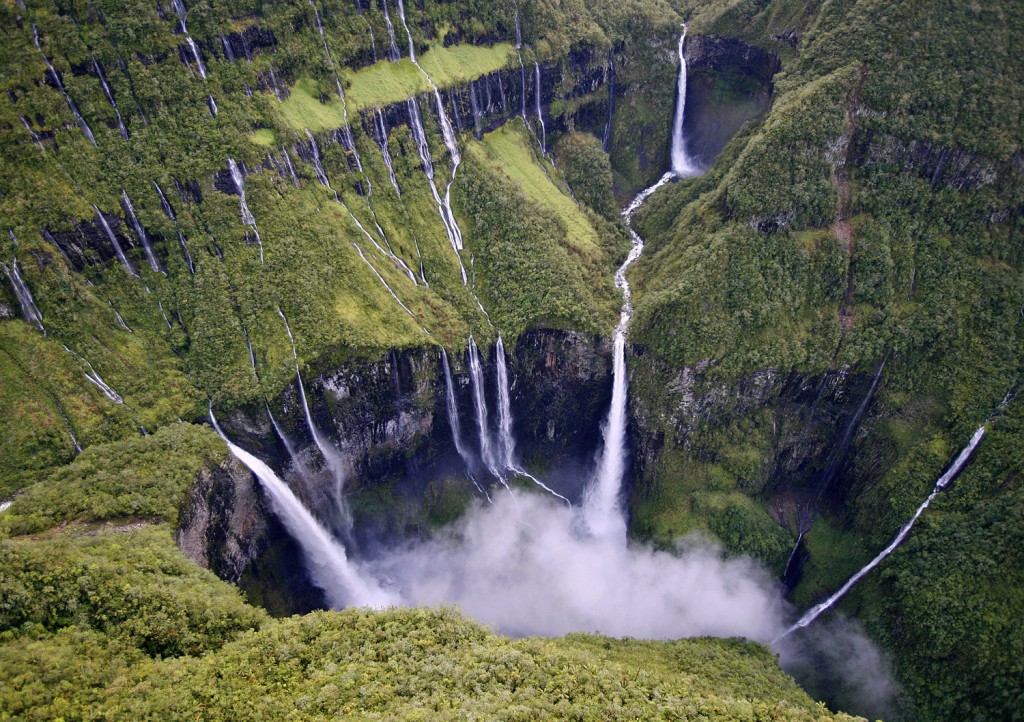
(209, 408), (395, 608)
(467, 337), (499, 474)
(20, 116), (45, 150)
(533, 63), (546, 155)
(120, 191), (163, 273)
(2, 257), (44, 332)
(380, 0), (401, 61)
(406, 97), (468, 282)
(602, 49), (614, 152)
(469, 81), (483, 139)
(62, 344), (123, 404)
(494, 335), (516, 468)
(93, 57), (128, 140)
(442, 348), (476, 474)
(395, 0), (467, 266)
(171, 0), (207, 79)
(265, 400), (311, 480)
(32, 24), (97, 147)
(110, 301), (132, 332)
(226, 158), (264, 263)
(207, 94), (218, 117)
(351, 243), (423, 326)
(93, 205), (138, 277)
(514, 6), (526, 119)
(670, 26), (701, 177)
(221, 35), (235, 62)
(278, 307), (352, 527)
(373, 109), (402, 196)
(358, 13), (377, 63)
(153, 180), (194, 272)
(281, 146), (301, 187)
(242, 326), (256, 368)
(776, 425), (987, 641)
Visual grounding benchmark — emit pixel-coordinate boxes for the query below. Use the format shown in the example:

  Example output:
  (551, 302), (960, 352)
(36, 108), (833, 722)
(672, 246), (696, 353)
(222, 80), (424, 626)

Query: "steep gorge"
(1, 0), (1021, 720)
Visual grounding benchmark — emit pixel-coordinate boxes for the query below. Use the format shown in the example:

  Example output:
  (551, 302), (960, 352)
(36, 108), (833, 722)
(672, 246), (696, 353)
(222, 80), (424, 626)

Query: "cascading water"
(351, 243), (421, 324)
(602, 49), (614, 152)
(281, 146), (301, 188)
(373, 109), (402, 196)
(494, 336), (516, 468)
(20, 116), (45, 150)
(170, 0), (207, 79)
(120, 191), (163, 273)
(209, 409), (394, 608)
(670, 26), (701, 177)
(469, 81), (483, 139)
(93, 205), (138, 277)
(533, 63), (546, 155)
(32, 24), (97, 147)
(93, 57), (128, 140)
(442, 348), (476, 475)
(777, 425), (988, 640)
(278, 308), (352, 529)
(110, 302), (132, 332)
(2, 257), (44, 333)
(514, 6), (526, 119)
(62, 344), (123, 404)
(153, 180), (196, 273)
(380, 0), (402, 61)
(358, 13), (378, 63)
(227, 158), (264, 263)
(207, 94), (218, 117)
(467, 337), (499, 475)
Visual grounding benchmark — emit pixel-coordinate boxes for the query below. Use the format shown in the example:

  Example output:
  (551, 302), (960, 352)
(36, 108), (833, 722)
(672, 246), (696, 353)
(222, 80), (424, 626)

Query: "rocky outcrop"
(683, 35), (780, 168)
(193, 328), (613, 612)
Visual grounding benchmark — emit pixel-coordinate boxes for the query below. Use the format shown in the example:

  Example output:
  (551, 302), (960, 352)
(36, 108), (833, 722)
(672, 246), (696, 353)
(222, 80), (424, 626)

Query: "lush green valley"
(1, 0), (1021, 719)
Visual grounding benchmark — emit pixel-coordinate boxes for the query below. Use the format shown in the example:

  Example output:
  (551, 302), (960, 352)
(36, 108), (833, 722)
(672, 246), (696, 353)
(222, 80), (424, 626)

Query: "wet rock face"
(188, 329), (613, 612)
(683, 35), (780, 168)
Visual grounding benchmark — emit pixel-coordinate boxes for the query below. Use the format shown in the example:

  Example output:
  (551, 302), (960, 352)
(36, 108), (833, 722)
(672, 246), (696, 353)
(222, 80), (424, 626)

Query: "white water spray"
(670, 26), (701, 177)
(32, 24), (97, 147)
(121, 191), (163, 273)
(93, 205), (138, 277)
(2, 256), (44, 333)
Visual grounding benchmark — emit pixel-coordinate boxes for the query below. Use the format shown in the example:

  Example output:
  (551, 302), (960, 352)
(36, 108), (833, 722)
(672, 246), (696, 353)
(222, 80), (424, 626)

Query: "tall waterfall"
(93, 205), (138, 277)
(467, 337), (499, 474)
(93, 57), (128, 140)
(278, 308), (351, 527)
(2, 257), (44, 333)
(581, 46), (704, 534)
(670, 26), (701, 177)
(514, 6), (527, 119)
(602, 49), (615, 152)
(494, 336), (516, 468)
(533, 63), (547, 155)
(171, 0), (207, 79)
(209, 409), (394, 608)
(778, 425), (987, 640)
(442, 348), (476, 475)
(120, 191), (163, 273)
(227, 158), (264, 263)
(32, 25), (97, 147)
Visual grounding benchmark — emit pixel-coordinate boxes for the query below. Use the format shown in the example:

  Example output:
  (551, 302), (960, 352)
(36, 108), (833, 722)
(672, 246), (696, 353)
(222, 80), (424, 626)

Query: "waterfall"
(278, 308), (351, 527)
(20, 116), (45, 150)
(380, 0), (402, 61)
(373, 109), (402, 196)
(494, 335), (516, 468)
(670, 26), (701, 177)
(467, 337), (499, 474)
(154, 180), (194, 273)
(242, 326), (256, 368)
(62, 344), (123, 403)
(514, 6), (527, 119)
(207, 94), (218, 117)
(170, 0), (207, 79)
(533, 63), (546, 155)
(93, 205), (138, 277)
(281, 146), (301, 187)
(93, 57), (128, 140)
(395, 0), (467, 263)
(2, 258), (44, 332)
(220, 35), (235, 62)
(442, 348), (476, 474)
(351, 243), (421, 324)
(209, 409), (394, 608)
(110, 302), (132, 332)
(582, 169), (681, 537)
(602, 49), (614, 152)
(406, 97), (467, 282)
(120, 191), (162, 273)
(358, 14), (377, 63)
(157, 300), (173, 329)
(227, 158), (264, 263)
(469, 81), (483, 139)
(777, 425), (987, 640)
(265, 401), (311, 480)
(32, 25), (97, 147)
